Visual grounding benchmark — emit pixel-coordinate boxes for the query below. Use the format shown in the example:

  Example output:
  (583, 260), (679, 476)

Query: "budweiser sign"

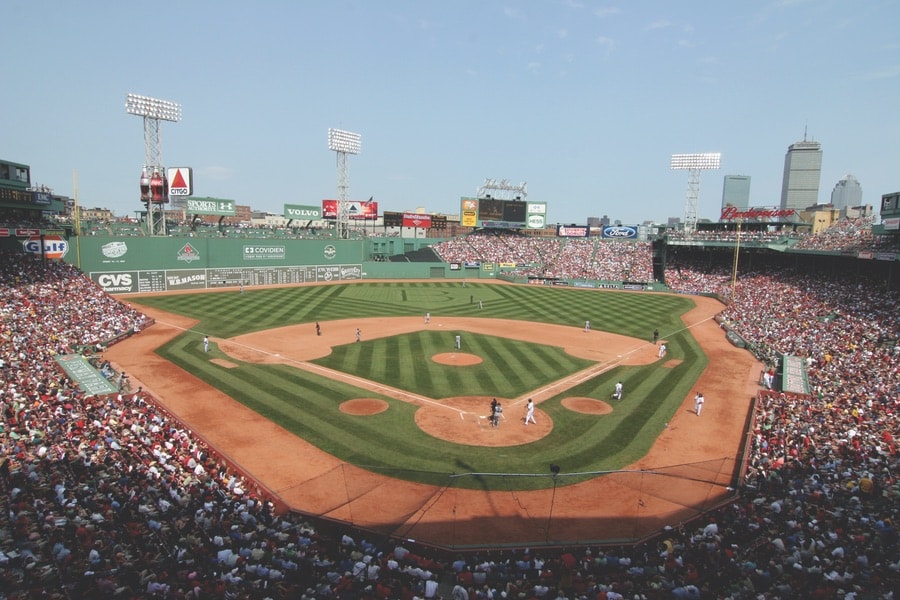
(720, 206), (796, 220)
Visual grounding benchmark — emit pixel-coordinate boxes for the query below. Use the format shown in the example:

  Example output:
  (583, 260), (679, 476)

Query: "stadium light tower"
(328, 128), (362, 239)
(126, 93), (182, 236)
(670, 152), (721, 235)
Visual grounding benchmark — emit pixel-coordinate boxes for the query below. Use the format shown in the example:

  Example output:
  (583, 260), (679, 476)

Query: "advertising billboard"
(601, 226), (637, 239)
(459, 197), (545, 229)
(166, 167), (193, 196)
(403, 213), (432, 228)
(557, 225), (590, 238)
(284, 204), (323, 220)
(186, 197), (236, 216)
(322, 200), (378, 220)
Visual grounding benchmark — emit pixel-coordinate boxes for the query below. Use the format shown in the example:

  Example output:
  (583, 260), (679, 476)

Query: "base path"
(107, 290), (762, 547)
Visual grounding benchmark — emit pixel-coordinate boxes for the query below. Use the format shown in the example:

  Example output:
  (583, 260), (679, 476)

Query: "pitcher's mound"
(432, 352), (483, 366)
(340, 398), (389, 415)
(562, 397), (613, 415)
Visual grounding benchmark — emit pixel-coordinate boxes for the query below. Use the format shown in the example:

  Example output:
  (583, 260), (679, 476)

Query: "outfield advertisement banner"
(185, 197), (237, 216)
(403, 213), (432, 228)
(601, 226), (638, 239)
(284, 204), (323, 220)
(322, 200), (378, 220)
(90, 264), (363, 294)
(557, 225), (589, 237)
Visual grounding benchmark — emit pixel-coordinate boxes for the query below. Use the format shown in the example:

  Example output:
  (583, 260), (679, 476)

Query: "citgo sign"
(23, 235), (69, 259)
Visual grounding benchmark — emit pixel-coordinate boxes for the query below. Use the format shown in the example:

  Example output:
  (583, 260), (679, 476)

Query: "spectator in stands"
(1, 239), (898, 599)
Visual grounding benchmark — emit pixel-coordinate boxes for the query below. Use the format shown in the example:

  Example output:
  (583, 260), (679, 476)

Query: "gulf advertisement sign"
(23, 235), (69, 259)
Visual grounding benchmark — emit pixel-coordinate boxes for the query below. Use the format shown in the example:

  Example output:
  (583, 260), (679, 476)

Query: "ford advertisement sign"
(601, 226), (637, 239)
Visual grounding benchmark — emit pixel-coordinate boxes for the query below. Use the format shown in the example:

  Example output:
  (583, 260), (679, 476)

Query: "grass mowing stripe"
(315, 331), (593, 400)
(138, 282), (712, 490)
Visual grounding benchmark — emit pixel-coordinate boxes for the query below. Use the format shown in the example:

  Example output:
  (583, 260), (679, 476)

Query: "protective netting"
(278, 456), (738, 550)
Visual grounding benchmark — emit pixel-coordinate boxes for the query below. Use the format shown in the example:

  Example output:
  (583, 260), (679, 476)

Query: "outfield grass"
(134, 282), (707, 490)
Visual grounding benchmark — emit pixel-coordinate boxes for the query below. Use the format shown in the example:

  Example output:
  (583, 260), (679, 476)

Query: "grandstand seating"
(1, 224), (897, 599)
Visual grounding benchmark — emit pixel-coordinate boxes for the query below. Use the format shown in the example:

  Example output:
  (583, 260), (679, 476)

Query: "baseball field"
(108, 280), (762, 549)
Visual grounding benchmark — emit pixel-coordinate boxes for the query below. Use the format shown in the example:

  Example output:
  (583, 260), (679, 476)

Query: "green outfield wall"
(38, 235), (487, 294)
(3, 233), (672, 294)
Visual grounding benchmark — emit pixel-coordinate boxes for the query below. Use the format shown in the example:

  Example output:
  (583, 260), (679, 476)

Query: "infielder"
(524, 398), (537, 425)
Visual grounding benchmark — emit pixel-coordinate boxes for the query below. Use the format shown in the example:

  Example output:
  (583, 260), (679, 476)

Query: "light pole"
(670, 153), (721, 235)
(126, 93), (181, 236)
(328, 128), (361, 240)
(731, 220), (742, 301)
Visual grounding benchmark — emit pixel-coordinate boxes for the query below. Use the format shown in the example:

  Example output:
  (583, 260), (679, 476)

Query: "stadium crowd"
(792, 217), (899, 253)
(1, 235), (898, 598)
(431, 233), (654, 283)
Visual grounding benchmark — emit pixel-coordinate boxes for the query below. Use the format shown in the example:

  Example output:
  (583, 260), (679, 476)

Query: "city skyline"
(3, 1), (899, 225)
(779, 137), (823, 212)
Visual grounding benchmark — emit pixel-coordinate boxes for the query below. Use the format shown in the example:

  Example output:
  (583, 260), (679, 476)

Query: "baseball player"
(524, 398), (536, 425)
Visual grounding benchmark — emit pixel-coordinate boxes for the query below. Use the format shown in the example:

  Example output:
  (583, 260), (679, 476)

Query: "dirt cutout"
(432, 352), (483, 366)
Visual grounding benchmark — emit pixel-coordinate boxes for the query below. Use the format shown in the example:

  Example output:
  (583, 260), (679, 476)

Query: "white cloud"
(645, 19), (672, 31)
(593, 7), (620, 18)
(595, 36), (615, 59)
(503, 6), (525, 19)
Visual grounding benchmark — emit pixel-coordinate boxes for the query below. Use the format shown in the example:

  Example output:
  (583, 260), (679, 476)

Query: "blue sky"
(3, 0), (899, 225)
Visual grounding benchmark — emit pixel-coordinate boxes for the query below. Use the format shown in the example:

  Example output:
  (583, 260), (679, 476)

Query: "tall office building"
(830, 174), (863, 210)
(780, 136), (823, 211)
(722, 175), (751, 210)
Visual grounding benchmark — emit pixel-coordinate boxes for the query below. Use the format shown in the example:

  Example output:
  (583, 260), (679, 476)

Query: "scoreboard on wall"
(460, 197), (547, 229)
